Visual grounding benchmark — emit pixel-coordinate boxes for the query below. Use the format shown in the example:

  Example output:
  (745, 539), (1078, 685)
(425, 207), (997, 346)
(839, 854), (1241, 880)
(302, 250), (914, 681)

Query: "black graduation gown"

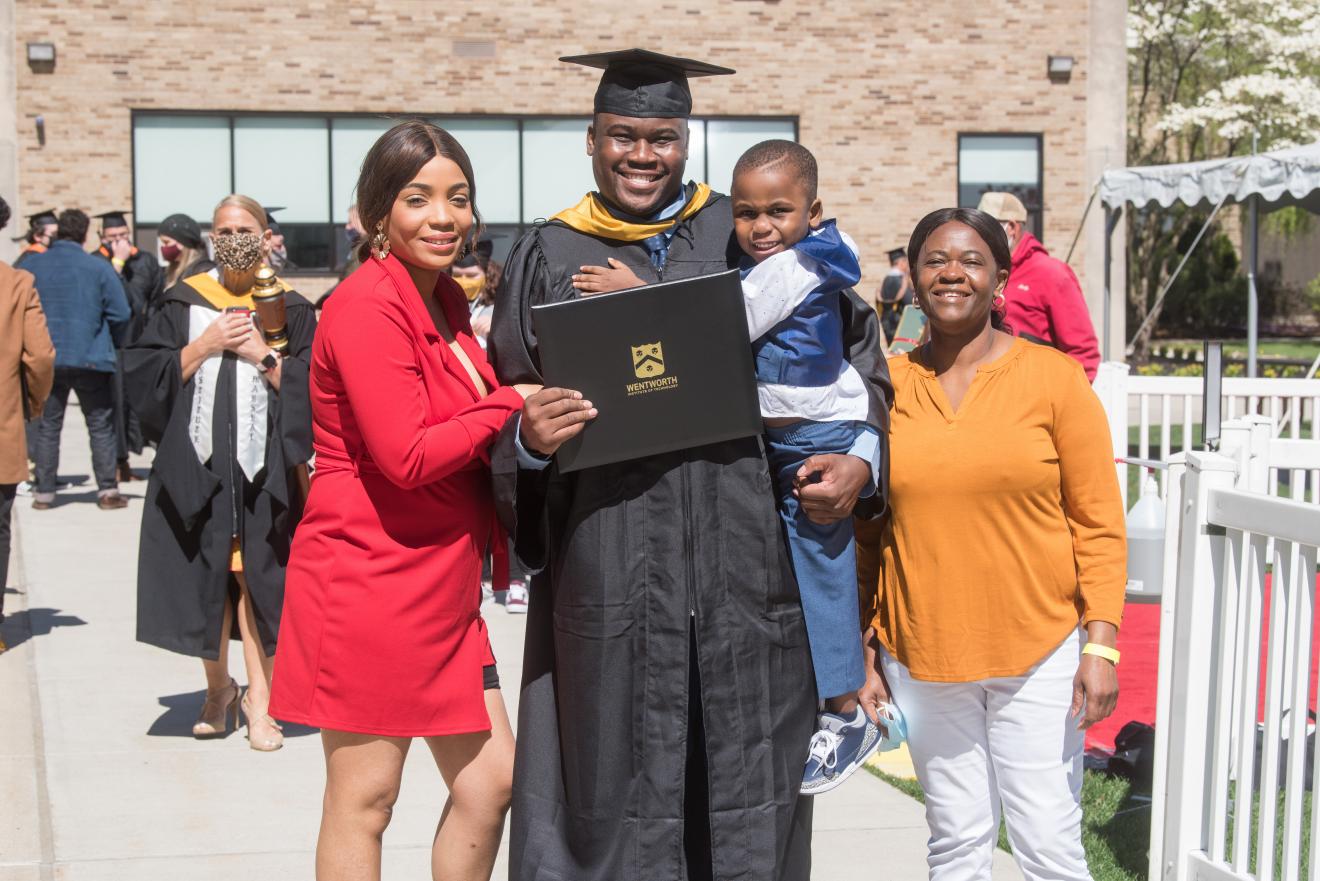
(100, 248), (163, 456)
(488, 189), (893, 881)
(124, 279), (314, 659)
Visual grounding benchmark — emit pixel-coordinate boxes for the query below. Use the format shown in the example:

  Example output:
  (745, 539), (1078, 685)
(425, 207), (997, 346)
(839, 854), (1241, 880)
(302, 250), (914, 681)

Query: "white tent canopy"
(1099, 143), (1320, 212)
(1090, 142), (1320, 370)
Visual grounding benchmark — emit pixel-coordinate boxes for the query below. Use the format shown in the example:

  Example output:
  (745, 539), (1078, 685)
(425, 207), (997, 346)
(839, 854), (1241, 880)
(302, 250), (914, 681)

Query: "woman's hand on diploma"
(520, 387), (598, 456)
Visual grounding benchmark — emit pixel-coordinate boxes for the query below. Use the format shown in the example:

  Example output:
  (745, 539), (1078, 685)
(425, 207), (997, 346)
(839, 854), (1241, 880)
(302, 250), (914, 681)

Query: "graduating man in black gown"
(489, 49), (892, 881)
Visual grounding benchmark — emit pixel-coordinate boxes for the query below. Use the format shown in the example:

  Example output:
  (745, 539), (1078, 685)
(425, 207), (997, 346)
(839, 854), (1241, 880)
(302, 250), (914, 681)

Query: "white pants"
(881, 630), (1090, 881)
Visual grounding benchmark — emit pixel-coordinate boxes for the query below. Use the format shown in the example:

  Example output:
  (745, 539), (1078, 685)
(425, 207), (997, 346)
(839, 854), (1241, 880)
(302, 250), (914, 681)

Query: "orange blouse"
(866, 338), (1125, 682)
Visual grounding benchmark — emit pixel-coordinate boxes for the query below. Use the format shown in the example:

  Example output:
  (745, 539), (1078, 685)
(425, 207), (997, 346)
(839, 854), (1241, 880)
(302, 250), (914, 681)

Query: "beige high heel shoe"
(241, 689), (284, 752)
(193, 679), (240, 738)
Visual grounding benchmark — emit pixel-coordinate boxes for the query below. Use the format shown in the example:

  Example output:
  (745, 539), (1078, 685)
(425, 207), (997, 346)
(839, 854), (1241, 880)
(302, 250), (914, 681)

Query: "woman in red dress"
(269, 121), (537, 881)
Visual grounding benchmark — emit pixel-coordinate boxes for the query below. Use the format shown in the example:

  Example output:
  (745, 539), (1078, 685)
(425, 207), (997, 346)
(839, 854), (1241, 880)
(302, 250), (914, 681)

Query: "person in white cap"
(977, 192), (1100, 380)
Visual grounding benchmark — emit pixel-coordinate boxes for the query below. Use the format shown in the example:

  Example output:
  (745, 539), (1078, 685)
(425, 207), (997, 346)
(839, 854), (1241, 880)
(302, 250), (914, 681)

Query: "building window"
(957, 134), (1043, 240)
(131, 112), (797, 273)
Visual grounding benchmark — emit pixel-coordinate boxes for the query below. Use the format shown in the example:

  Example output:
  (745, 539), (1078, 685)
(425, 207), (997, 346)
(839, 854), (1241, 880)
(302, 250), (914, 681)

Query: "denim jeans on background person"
(764, 418), (866, 701)
(33, 368), (119, 501)
(0, 483), (15, 620)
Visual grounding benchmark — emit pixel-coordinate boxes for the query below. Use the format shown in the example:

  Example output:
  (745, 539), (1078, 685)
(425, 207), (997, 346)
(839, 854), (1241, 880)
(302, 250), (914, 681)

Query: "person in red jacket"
(977, 192), (1101, 380)
(268, 121), (539, 881)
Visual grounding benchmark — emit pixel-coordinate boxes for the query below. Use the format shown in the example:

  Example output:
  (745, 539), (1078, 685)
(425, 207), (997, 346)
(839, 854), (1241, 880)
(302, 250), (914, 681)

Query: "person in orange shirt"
(858, 207), (1125, 881)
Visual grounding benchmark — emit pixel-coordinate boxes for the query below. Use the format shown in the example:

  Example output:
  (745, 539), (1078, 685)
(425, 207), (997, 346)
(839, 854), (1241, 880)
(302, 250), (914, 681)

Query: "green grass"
(869, 768), (1316, 881)
(1157, 338), (1320, 362)
(868, 768), (1150, 881)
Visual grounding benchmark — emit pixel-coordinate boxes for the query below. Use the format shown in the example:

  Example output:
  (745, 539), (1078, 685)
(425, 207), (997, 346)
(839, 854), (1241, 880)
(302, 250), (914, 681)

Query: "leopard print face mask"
(212, 232), (264, 273)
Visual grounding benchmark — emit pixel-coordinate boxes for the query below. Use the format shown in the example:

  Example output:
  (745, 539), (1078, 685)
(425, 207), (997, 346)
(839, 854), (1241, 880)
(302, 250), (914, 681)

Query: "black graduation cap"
(95, 210), (131, 228)
(264, 206), (285, 234)
(887, 248), (907, 263)
(454, 232), (508, 270)
(26, 208), (57, 227)
(559, 48), (735, 119)
(474, 231), (509, 263)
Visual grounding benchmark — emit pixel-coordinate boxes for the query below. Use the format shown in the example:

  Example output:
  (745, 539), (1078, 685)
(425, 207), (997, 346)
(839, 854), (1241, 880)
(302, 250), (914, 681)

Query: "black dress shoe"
(97, 494), (128, 510)
(31, 499), (53, 510)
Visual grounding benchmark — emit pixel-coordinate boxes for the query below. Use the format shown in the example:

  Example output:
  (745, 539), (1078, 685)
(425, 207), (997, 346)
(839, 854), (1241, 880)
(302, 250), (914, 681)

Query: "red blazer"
(270, 253), (524, 737)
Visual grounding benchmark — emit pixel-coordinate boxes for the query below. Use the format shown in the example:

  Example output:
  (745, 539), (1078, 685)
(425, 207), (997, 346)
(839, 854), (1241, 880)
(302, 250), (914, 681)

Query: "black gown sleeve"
(488, 229), (558, 572)
(841, 288), (893, 520)
(123, 297), (222, 527)
(122, 298), (187, 446)
(275, 300), (315, 470)
(121, 253), (161, 334)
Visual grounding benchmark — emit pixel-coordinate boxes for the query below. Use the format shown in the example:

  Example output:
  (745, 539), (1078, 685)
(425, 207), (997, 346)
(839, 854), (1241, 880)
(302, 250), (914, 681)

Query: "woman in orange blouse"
(859, 207), (1125, 881)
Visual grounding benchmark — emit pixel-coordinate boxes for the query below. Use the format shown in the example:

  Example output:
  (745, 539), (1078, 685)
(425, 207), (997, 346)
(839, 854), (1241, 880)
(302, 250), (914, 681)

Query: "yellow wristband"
(1082, 643), (1120, 665)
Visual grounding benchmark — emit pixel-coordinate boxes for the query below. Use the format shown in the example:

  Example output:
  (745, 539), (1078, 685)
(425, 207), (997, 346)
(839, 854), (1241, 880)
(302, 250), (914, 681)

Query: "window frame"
(955, 131), (1045, 241)
(131, 109), (799, 274)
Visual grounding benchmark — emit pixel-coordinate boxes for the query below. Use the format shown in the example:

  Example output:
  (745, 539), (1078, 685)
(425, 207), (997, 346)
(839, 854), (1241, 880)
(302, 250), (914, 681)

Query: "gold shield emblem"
(631, 342), (665, 378)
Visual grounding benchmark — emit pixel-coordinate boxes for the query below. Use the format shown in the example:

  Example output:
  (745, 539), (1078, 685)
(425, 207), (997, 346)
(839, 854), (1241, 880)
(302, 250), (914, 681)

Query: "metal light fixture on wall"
(35, 115), (45, 147)
(26, 42), (56, 73)
(1047, 55), (1074, 84)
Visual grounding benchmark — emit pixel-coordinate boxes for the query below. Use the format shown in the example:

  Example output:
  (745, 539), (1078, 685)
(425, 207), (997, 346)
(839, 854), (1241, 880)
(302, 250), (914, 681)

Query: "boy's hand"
(572, 259), (645, 297)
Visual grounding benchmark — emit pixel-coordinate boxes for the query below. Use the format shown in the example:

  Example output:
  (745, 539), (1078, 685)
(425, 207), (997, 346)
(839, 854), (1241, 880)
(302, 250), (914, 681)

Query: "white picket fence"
(1150, 420), (1320, 881)
(1093, 362), (1320, 507)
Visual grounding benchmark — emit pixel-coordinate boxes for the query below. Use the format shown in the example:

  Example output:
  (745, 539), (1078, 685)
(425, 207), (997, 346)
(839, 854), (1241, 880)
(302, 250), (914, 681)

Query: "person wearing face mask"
(95, 211), (164, 479)
(156, 213), (214, 297)
(13, 208), (57, 270)
(263, 207), (299, 273)
(124, 194), (315, 753)
(452, 235), (497, 340)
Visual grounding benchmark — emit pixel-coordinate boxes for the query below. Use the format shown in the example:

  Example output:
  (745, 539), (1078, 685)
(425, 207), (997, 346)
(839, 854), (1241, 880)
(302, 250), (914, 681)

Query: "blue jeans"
(33, 368), (119, 498)
(764, 419), (865, 700)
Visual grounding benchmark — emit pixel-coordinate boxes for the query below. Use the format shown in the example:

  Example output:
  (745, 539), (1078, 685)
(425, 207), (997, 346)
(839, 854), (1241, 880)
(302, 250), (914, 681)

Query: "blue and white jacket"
(742, 220), (869, 422)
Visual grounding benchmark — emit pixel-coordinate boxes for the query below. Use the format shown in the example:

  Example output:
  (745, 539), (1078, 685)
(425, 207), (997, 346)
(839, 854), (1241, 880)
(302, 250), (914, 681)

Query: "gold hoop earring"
(370, 222), (391, 261)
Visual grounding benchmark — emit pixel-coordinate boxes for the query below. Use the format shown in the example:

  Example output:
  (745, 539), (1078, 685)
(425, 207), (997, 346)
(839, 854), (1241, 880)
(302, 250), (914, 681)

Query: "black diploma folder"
(530, 269), (762, 473)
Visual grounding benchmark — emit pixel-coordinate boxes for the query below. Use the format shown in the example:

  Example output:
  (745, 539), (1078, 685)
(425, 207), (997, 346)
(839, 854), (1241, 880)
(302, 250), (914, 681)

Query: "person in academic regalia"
(488, 49), (893, 881)
(96, 210), (164, 336)
(156, 212), (214, 296)
(96, 210), (164, 479)
(13, 209), (57, 270)
(125, 193), (313, 753)
(264, 207), (299, 273)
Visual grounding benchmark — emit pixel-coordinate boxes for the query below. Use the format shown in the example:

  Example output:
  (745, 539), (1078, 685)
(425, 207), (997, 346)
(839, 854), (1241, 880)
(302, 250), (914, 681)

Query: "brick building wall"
(11, 0), (1124, 309)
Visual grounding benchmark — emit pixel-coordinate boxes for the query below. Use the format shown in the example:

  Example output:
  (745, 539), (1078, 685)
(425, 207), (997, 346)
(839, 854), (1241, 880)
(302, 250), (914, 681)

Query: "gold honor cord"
(551, 183), (712, 242)
(183, 270), (292, 312)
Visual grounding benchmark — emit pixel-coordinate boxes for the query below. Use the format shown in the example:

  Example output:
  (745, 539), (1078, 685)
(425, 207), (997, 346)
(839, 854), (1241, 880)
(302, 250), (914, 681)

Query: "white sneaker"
(480, 579), (495, 608)
(15, 481), (31, 497)
(506, 581), (529, 614)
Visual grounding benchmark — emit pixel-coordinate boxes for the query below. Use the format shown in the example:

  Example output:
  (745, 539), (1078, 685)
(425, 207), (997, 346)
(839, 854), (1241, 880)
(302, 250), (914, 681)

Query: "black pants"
(0, 483), (15, 621)
(33, 368), (118, 496)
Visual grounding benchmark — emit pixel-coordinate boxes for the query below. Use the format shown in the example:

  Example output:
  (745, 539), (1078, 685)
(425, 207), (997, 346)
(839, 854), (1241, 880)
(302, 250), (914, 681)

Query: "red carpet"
(1087, 575), (1320, 753)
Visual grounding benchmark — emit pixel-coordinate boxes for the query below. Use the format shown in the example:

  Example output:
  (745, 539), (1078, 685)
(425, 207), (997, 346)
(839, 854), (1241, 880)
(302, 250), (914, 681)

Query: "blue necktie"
(643, 231), (670, 270)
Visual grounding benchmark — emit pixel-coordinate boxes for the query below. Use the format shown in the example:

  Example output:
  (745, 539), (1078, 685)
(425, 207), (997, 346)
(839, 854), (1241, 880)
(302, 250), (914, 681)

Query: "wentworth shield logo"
(631, 342), (665, 378)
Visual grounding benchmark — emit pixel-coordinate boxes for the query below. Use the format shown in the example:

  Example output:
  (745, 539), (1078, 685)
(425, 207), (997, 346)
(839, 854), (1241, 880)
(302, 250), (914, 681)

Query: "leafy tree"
(1126, 0), (1320, 356)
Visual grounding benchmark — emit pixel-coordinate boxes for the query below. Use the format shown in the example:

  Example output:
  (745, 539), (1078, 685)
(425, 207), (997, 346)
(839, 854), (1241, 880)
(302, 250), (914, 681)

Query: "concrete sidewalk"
(0, 404), (1024, 880)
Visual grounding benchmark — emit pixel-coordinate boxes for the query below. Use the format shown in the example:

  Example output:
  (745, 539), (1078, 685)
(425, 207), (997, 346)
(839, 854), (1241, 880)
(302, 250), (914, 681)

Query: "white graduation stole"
(187, 305), (268, 482)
